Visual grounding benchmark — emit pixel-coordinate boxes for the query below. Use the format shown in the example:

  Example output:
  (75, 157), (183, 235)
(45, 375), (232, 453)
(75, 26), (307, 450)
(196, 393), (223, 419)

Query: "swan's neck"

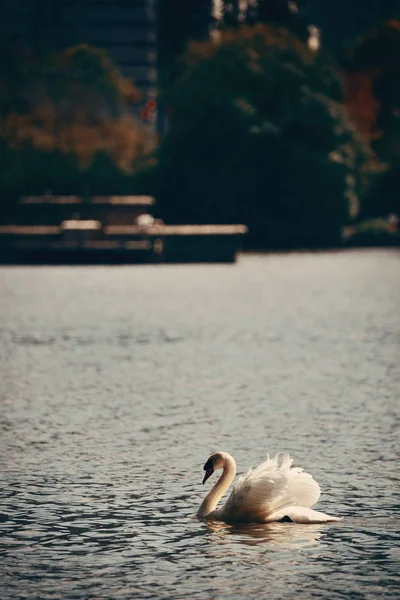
(197, 454), (236, 519)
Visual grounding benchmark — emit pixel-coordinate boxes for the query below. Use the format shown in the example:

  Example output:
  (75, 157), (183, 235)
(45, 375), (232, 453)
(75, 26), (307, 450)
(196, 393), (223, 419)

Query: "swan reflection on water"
(203, 520), (324, 549)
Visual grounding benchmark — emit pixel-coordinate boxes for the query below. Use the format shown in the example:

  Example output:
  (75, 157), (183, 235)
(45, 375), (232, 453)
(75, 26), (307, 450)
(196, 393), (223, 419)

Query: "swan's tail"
(267, 506), (343, 524)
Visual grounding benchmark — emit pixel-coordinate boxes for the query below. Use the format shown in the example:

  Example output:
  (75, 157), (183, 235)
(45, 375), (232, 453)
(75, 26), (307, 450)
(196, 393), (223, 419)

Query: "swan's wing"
(218, 453), (321, 522)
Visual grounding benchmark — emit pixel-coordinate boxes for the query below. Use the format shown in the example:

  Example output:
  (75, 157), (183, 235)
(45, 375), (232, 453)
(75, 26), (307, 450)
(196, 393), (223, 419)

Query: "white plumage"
(197, 451), (341, 524)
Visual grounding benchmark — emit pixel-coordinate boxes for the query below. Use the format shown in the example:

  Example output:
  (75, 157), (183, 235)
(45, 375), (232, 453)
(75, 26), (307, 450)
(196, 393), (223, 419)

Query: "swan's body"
(197, 451), (341, 524)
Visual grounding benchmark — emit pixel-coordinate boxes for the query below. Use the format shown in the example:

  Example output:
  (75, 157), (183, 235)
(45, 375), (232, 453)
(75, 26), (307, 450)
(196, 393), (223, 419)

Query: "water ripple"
(1, 251), (399, 599)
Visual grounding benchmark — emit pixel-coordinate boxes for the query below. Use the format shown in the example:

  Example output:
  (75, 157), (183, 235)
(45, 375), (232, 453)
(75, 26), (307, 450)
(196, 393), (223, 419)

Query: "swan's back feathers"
(217, 453), (321, 522)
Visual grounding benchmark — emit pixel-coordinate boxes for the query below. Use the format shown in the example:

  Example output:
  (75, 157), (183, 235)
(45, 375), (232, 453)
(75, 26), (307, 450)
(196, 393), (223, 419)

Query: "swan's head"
(202, 451), (227, 484)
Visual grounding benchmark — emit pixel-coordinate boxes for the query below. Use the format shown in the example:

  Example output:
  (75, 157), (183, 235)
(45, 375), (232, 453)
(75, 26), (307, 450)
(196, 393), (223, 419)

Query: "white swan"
(197, 451), (342, 524)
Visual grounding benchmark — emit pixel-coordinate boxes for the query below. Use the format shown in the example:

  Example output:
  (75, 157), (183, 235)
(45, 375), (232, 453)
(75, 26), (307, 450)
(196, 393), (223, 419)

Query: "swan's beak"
(202, 467), (214, 484)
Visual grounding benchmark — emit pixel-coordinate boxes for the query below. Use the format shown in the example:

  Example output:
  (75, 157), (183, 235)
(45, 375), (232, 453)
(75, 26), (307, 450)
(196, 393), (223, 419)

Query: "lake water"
(1, 250), (399, 600)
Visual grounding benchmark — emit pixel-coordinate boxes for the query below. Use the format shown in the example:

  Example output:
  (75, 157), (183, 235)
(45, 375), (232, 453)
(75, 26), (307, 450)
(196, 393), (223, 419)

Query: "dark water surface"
(1, 250), (399, 599)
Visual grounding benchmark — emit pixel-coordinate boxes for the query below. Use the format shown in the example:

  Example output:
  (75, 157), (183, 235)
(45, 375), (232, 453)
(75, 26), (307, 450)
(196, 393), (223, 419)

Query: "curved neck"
(197, 454), (236, 519)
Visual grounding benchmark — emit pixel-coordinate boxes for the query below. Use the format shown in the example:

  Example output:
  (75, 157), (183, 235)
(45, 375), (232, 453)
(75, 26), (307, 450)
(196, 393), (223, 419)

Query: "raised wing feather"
(217, 453), (321, 523)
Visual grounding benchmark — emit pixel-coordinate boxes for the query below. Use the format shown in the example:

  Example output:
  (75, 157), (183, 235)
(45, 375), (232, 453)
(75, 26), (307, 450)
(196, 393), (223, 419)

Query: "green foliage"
(361, 166), (400, 219)
(0, 38), (153, 212)
(343, 20), (400, 219)
(344, 20), (400, 162)
(154, 25), (370, 247)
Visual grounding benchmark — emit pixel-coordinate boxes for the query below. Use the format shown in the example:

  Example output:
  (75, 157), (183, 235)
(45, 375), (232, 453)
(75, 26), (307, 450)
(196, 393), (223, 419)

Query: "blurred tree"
(343, 20), (400, 217)
(343, 72), (380, 139)
(0, 39), (154, 213)
(157, 0), (213, 86)
(153, 25), (371, 247)
(156, 0), (213, 133)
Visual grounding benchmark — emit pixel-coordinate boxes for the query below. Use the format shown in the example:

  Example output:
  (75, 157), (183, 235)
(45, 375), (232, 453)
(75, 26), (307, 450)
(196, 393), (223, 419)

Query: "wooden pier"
(0, 196), (247, 264)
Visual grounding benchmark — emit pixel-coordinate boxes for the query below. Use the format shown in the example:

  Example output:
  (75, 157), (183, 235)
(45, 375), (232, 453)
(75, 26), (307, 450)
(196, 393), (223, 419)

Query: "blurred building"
(298, 0), (400, 51)
(0, 0), (157, 99)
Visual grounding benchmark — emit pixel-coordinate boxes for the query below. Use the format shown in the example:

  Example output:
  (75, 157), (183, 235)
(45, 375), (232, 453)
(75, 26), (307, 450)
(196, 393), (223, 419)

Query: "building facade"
(1, 0), (157, 99)
(298, 0), (400, 51)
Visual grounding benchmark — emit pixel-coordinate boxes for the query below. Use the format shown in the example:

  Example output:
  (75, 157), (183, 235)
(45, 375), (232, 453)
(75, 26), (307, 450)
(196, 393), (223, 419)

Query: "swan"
(197, 451), (342, 524)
